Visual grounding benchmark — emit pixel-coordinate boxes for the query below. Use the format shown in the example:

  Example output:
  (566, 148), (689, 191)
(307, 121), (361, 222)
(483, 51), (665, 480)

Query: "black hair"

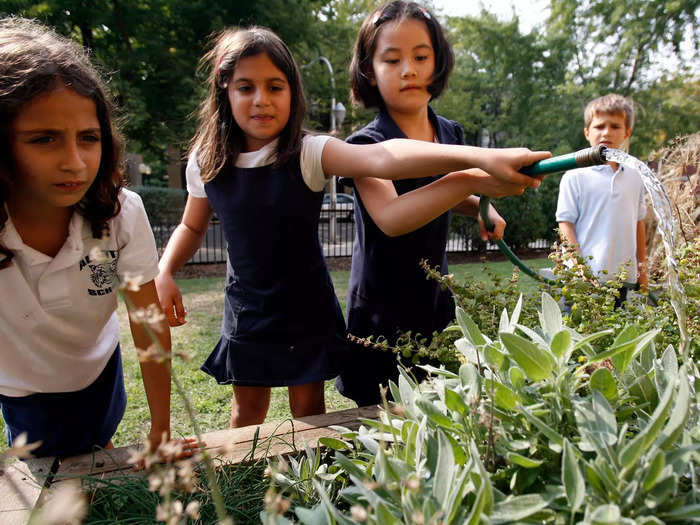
(350, 1), (454, 109)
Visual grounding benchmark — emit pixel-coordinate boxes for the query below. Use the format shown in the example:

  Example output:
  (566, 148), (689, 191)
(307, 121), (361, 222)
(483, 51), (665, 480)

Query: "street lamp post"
(303, 56), (347, 242)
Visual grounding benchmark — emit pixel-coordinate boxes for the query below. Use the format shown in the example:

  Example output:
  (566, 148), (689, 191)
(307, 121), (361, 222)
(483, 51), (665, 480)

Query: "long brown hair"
(191, 26), (307, 183)
(0, 17), (125, 269)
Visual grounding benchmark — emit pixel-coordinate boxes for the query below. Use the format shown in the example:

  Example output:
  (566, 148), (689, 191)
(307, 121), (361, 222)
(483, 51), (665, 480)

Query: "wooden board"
(0, 405), (379, 520)
(201, 405), (378, 464)
(0, 456), (56, 525)
(55, 405), (378, 479)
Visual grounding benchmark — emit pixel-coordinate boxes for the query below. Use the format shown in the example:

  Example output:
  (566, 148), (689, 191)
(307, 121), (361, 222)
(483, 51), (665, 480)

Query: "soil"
(174, 249), (551, 279)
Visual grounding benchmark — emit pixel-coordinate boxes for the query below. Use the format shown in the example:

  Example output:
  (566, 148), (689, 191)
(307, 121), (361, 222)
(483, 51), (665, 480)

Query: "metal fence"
(151, 222), (227, 264)
(152, 208), (552, 264)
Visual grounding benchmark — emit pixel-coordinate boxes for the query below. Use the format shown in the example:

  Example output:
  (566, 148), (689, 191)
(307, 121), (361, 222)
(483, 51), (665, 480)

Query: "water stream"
(603, 148), (689, 355)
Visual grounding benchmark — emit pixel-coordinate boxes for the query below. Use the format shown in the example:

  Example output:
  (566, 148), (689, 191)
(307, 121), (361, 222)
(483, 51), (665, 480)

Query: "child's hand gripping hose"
(478, 145), (608, 285)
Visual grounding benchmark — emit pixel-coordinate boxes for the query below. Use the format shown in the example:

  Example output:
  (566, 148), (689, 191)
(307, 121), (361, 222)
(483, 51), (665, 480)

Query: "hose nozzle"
(574, 144), (607, 167)
(520, 144), (608, 176)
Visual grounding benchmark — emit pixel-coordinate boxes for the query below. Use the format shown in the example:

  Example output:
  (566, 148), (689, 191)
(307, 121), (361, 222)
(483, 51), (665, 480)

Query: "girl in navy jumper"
(0, 18), (174, 457)
(337, 1), (515, 406)
(155, 26), (549, 427)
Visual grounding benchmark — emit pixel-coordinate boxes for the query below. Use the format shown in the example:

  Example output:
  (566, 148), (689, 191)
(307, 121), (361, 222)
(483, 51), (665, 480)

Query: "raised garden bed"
(0, 406), (377, 524)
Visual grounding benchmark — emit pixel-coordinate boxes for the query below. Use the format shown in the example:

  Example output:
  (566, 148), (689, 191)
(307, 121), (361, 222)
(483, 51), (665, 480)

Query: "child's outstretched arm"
(321, 137), (550, 188)
(156, 196), (213, 326)
(354, 168), (522, 237)
(124, 279), (172, 451)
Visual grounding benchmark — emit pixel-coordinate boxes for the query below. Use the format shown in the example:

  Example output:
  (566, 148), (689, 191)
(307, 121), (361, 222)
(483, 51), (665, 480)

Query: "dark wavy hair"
(192, 26), (307, 183)
(350, 1), (454, 109)
(0, 17), (124, 269)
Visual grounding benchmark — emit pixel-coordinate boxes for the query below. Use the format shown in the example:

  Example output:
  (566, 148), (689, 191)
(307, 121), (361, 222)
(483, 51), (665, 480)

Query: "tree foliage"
(0, 0), (327, 171)
(545, 0), (700, 156)
(1, 0), (697, 182)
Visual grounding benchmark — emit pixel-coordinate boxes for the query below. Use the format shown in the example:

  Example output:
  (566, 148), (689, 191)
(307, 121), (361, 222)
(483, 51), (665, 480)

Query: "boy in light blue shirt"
(556, 94), (647, 297)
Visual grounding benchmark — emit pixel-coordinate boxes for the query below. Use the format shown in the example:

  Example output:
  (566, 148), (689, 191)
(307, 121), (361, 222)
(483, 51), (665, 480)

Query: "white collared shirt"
(0, 189), (158, 396)
(185, 135), (331, 197)
(556, 164), (647, 282)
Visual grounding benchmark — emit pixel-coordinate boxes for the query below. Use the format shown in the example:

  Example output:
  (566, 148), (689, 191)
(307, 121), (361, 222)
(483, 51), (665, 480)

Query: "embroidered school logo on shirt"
(79, 250), (118, 296)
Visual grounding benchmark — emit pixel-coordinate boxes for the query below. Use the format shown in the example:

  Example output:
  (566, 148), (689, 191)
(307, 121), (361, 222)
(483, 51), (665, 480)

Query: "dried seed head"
(121, 272), (143, 291)
(405, 475), (420, 492)
(148, 473), (163, 492)
(412, 510), (425, 525)
(35, 481), (86, 525)
(350, 505), (369, 522)
(136, 344), (165, 363)
(88, 246), (107, 264)
(3, 432), (41, 460)
(185, 501), (201, 519)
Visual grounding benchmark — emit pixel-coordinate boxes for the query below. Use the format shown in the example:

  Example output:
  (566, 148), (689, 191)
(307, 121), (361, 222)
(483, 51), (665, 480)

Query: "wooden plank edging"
(55, 405), (378, 480)
(0, 456), (56, 525)
(1, 406), (378, 523)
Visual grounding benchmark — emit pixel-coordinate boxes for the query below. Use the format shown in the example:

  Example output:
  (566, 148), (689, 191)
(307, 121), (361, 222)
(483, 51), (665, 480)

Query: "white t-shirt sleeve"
(115, 189), (160, 286)
(556, 171), (579, 224)
(637, 182), (647, 221)
(185, 152), (207, 198)
(300, 134), (331, 192)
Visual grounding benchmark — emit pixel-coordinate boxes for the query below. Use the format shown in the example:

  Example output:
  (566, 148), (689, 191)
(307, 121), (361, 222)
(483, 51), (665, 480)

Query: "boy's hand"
(155, 272), (187, 326)
(478, 148), (551, 188)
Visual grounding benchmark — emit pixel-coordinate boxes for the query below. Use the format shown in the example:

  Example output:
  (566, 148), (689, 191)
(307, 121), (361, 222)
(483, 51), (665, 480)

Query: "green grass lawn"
(0, 257), (553, 451)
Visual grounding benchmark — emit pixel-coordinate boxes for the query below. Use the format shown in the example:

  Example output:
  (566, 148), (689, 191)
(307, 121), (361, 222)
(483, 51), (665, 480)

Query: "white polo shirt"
(556, 164), (646, 283)
(185, 135), (331, 197)
(0, 189), (159, 397)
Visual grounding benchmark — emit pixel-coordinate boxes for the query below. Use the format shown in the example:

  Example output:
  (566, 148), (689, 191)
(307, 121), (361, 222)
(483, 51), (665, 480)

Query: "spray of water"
(603, 148), (689, 355)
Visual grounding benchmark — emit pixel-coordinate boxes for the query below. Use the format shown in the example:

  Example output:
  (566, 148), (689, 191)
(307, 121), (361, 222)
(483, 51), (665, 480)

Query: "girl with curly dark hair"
(0, 17), (181, 458)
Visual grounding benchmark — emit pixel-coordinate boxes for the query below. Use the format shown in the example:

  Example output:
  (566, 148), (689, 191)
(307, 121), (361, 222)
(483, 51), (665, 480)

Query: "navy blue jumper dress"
(336, 107), (463, 405)
(201, 160), (347, 387)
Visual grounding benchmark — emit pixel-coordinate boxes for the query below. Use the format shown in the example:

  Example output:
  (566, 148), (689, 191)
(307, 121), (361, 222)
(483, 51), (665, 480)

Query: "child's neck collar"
(236, 138), (279, 168)
(3, 202), (76, 257)
(384, 105), (435, 141)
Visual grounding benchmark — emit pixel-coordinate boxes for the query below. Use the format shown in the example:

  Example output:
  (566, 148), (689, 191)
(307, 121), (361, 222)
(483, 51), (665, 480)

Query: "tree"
(547, 0), (699, 92)
(434, 11), (577, 153)
(0, 0), (327, 179)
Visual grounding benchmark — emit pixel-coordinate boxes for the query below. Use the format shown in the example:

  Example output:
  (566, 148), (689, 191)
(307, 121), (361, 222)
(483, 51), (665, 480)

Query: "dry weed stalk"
(645, 133), (700, 279)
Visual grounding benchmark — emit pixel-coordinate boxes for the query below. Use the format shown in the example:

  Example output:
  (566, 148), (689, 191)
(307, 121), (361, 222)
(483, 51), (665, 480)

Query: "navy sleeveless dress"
(201, 161), (347, 387)
(336, 107), (463, 405)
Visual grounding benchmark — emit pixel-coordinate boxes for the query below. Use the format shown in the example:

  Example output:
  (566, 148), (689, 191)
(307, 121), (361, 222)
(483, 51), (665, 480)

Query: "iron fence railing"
(152, 208), (553, 264)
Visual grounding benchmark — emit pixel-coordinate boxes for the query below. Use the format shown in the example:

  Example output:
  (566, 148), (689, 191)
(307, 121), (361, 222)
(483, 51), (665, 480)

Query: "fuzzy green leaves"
(500, 332), (555, 381)
(562, 439), (585, 514)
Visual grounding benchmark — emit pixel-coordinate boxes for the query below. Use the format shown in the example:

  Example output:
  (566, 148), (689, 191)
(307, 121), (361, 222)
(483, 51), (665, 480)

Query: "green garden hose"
(478, 144), (608, 284)
(478, 144), (657, 304)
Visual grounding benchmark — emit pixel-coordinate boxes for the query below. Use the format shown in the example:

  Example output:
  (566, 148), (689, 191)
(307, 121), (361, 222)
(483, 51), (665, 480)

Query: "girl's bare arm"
(321, 137), (550, 189)
(355, 169), (517, 237)
(155, 196), (213, 326)
(124, 279), (172, 450)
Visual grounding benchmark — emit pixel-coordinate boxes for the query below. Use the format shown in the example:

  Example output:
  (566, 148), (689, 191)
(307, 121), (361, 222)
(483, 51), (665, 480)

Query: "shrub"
(129, 185), (186, 224)
(266, 294), (699, 524)
(370, 234), (698, 378)
(495, 185), (551, 251)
